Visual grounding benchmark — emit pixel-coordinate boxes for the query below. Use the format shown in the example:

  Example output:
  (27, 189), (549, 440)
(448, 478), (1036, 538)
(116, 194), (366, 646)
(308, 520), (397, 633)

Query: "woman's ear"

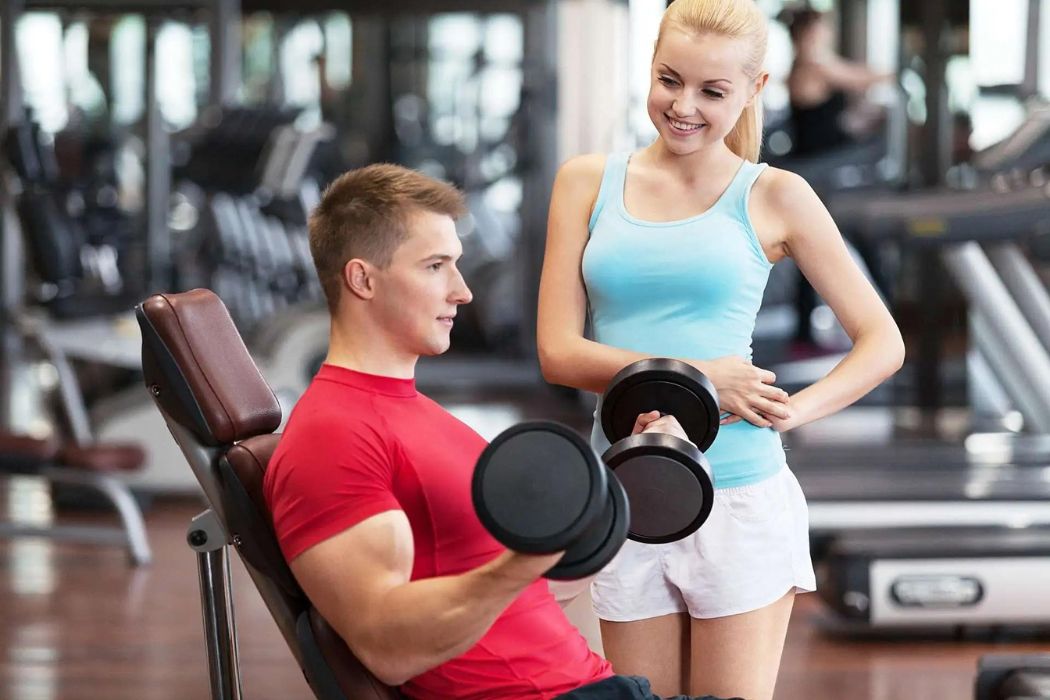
(748, 71), (770, 105)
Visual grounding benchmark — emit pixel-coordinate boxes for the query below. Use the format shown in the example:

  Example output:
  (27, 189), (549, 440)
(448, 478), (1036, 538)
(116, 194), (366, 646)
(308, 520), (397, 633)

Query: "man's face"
(370, 210), (473, 357)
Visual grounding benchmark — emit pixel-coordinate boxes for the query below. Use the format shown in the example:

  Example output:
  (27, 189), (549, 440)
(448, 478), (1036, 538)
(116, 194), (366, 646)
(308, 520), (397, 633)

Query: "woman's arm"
(817, 56), (895, 95)
(536, 156), (790, 427)
(760, 169), (904, 431)
(537, 154), (650, 394)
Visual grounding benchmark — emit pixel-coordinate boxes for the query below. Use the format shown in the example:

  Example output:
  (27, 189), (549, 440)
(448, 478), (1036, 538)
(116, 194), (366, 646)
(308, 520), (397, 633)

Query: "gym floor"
(1, 388), (1047, 700)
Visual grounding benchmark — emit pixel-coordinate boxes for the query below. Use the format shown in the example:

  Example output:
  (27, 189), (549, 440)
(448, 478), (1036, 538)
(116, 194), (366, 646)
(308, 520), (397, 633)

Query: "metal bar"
(0, 0), (23, 427)
(244, 0), (532, 12)
(1, 0), (25, 131)
(942, 242), (1050, 433)
(25, 0), (208, 9)
(0, 181), (27, 427)
(1023, 0), (1041, 98)
(966, 343), (1013, 423)
(0, 522), (128, 544)
(809, 501), (1050, 531)
(350, 15), (394, 161)
(838, 0), (867, 63)
(208, 0), (241, 109)
(42, 465), (152, 565)
(918, 0), (951, 186)
(911, 0), (953, 415)
(25, 324), (95, 443)
(144, 18), (172, 292)
(986, 243), (1050, 354)
(519, 0), (558, 359)
(916, 249), (943, 414)
(970, 312), (1040, 429)
(189, 510), (243, 700)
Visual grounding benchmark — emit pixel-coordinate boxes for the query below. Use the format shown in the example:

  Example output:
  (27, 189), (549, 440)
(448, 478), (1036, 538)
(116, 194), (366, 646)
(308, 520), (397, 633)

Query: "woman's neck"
(643, 139), (740, 180)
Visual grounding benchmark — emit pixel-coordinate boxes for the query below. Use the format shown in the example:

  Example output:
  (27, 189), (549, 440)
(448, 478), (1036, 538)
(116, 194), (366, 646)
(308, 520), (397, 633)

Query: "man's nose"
(450, 268), (472, 304)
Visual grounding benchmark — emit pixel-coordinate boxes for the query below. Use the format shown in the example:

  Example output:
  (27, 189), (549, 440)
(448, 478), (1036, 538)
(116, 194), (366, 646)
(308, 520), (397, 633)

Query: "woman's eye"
(703, 89), (725, 99)
(658, 75), (678, 86)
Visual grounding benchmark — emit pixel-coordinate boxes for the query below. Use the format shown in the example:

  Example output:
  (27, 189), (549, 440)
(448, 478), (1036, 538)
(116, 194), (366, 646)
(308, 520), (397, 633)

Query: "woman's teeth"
(669, 117), (702, 132)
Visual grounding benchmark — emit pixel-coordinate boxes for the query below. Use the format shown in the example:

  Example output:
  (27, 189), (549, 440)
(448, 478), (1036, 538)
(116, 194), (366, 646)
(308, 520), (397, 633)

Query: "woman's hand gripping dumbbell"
(600, 358), (719, 544)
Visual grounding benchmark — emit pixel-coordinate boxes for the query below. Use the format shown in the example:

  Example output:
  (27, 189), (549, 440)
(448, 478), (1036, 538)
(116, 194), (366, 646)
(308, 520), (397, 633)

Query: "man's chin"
(419, 338), (452, 357)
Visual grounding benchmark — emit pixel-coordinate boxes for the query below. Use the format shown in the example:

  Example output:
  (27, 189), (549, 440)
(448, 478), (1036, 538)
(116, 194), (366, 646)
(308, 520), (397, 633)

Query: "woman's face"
(647, 28), (766, 157)
(800, 17), (833, 51)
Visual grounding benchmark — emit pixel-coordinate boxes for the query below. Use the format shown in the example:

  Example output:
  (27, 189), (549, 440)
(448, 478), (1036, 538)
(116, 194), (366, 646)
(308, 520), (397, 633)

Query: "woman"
(537, 1), (904, 698)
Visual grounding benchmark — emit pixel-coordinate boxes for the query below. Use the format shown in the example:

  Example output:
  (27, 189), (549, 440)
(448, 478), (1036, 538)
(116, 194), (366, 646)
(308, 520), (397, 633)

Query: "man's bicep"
(290, 509), (414, 644)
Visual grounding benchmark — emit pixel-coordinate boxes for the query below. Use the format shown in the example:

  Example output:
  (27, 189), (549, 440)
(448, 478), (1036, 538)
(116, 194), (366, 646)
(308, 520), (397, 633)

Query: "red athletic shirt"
(264, 364), (613, 700)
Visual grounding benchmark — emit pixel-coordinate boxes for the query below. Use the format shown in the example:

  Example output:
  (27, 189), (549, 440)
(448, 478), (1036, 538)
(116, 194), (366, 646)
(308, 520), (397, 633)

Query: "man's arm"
(290, 509), (563, 686)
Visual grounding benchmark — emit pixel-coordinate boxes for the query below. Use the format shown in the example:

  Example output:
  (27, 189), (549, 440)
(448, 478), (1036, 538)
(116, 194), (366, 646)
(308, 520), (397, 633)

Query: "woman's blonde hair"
(656, 0), (768, 162)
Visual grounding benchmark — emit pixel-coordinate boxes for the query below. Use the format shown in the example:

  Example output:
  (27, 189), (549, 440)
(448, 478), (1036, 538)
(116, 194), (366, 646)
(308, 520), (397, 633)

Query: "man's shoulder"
(278, 383), (392, 454)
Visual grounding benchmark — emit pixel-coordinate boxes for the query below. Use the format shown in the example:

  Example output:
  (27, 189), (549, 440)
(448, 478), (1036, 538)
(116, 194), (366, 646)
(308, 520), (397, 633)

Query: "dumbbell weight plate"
(546, 470), (630, 580)
(602, 432), (714, 544)
(601, 358), (720, 451)
(473, 421), (607, 554)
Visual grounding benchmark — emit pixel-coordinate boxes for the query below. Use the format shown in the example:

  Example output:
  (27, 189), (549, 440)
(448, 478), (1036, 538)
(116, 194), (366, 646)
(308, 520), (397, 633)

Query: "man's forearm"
(342, 551), (547, 685)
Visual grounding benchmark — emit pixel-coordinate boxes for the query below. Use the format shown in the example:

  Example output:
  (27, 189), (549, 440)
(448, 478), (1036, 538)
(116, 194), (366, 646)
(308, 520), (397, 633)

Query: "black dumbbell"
(600, 358), (719, 544)
(472, 421), (630, 580)
(975, 654), (1050, 700)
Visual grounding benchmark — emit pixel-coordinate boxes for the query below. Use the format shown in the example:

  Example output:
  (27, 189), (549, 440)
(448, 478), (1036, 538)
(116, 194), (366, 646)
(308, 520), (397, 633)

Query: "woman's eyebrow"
(657, 64), (733, 85)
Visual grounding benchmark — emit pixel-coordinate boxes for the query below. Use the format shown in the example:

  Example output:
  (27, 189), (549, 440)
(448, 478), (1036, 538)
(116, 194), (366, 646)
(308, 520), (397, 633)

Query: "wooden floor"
(1, 495), (1047, 700)
(3, 388), (1049, 700)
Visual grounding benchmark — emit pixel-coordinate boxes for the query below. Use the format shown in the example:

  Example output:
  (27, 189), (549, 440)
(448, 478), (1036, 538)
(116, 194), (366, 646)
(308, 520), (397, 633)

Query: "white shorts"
(591, 465), (817, 621)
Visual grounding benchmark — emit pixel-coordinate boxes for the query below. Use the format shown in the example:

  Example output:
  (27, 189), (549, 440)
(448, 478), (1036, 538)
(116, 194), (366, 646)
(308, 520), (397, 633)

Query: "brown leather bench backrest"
(137, 289), (399, 700)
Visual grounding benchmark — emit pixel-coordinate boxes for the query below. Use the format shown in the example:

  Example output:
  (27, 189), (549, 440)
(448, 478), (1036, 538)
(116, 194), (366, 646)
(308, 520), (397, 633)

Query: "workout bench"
(137, 288), (398, 700)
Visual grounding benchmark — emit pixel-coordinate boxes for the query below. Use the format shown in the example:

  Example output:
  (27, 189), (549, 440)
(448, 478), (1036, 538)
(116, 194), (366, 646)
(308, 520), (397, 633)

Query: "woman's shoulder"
(553, 152), (610, 198)
(749, 165), (822, 238)
(752, 164), (816, 208)
(558, 152), (608, 180)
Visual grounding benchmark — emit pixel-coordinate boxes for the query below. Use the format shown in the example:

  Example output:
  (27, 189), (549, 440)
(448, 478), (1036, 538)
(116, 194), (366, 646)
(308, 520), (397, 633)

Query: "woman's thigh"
(600, 613), (689, 696)
(688, 590), (795, 700)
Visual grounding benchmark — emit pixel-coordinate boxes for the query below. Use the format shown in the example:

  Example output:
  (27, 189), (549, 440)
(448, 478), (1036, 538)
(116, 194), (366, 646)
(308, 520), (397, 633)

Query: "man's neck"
(326, 316), (418, 379)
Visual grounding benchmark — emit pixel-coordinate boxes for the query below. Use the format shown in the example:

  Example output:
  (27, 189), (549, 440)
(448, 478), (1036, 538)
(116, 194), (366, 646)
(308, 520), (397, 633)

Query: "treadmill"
(786, 173), (1050, 629)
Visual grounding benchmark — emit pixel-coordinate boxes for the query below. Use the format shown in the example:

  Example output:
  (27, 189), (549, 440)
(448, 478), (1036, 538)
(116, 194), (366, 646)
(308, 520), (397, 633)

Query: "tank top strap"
(587, 152), (630, 232)
(717, 160), (769, 220)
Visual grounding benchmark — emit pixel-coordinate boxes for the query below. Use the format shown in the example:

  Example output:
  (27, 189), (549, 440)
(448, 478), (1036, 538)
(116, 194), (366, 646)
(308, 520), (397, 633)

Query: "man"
(263, 164), (734, 700)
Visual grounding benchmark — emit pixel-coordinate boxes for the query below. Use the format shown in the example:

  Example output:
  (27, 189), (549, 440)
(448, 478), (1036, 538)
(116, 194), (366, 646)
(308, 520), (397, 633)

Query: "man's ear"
(343, 258), (375, 300)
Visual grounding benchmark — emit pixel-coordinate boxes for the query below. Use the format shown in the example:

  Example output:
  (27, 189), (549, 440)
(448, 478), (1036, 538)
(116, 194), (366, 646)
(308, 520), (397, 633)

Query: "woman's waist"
(705, 421), (786, 463)
(588, 416), (784, 490)
(590, 329), (755, 362)
(588, 409), (784, 463)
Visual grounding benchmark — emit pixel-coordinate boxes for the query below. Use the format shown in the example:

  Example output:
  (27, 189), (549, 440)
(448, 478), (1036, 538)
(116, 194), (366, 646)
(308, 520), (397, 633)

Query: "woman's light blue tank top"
(583, 151), (786, 489)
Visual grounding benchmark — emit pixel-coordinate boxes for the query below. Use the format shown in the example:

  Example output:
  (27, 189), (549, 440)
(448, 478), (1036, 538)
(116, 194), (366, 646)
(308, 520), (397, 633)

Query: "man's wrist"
(475, 551), (542, 594)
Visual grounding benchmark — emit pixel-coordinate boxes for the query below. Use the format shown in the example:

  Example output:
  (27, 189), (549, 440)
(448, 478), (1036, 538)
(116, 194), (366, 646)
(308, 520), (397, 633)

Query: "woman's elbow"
(883, 329), (906, 377)
(537, 341), (567, 386)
